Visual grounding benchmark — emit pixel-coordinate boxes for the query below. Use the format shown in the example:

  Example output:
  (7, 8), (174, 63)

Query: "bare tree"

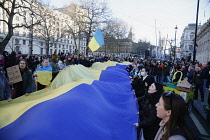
(0, 0), (41, 54)
(65, 4), (87, 55)
(102, 18), (128, 54)
(34, 2), (67, 55)
(78, 0), (110, 56)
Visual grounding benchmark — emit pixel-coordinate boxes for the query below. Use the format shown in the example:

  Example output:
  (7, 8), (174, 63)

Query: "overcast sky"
(49, 0), (210, 46)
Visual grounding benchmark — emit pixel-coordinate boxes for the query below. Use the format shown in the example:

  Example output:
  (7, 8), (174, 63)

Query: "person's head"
(140, 67), (149, 77)
(42, 59), (49, 67)
(18, 59), (29, 71)
(190, 65), (195, 70)
(202, 64), (207, 68)
(195, 66), (200, 72)
(156, 92), (187, 139)
(148, 83), (163, 94)
(174, 66), (180, 71)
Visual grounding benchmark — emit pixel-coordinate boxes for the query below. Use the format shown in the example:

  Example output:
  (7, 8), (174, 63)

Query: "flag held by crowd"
(88, 29), (104, 52)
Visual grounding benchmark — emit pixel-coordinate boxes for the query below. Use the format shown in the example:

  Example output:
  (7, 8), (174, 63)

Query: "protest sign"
(6, 65), (22, 83)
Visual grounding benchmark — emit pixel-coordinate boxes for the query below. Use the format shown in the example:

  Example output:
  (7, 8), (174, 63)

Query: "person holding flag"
(33, 59), (52, 90)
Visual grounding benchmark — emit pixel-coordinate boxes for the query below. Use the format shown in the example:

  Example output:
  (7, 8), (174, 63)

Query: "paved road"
(186, 107), (210, 140)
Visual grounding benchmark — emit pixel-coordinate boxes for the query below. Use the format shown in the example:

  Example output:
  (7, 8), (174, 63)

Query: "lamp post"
(193, 0), (200, 62)
(174, 25), (178, 61)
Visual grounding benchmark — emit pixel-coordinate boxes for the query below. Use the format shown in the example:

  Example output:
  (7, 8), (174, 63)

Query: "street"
(187, 107), (210, 140)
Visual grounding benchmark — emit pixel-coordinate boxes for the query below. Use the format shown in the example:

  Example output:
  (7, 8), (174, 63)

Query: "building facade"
(196, 19), (210, 64)
(0, 1), (86, 55)
(180, 23), (199, 58)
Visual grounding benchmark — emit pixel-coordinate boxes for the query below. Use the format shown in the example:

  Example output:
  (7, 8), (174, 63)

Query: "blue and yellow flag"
(88, 29), (104, 52)
(34, 65), (52, 85)
(0, 61), (138, 140)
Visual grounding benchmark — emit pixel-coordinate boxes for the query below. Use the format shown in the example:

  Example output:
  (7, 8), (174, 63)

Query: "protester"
(171, 66), (183, 83)
(134, 82), (163, 140)
(0, 66), (12, 101)
(132, 67), (154, 97)
(186, 65), (195, 84)
(201, 64), (209, 93)
(34, 59), (52, 90)
(193, 66), (204, 102)
(49, 55), (60, 81)
(13, 59), (35, 98)
(154, 92), (191, 140)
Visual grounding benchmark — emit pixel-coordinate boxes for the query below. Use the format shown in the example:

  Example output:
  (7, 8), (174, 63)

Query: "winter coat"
(193, 70), (203, 85)
(14, 70), (35, 98)
(132, 75), (154, 98)
(186, 70), (195, 84)
(0, 74), (11, 101)
(137, 90), (162, 140)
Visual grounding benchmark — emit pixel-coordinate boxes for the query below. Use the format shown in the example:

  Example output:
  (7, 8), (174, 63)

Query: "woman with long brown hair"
(155, 91), (192, 140)
(13, 59), (35, 98)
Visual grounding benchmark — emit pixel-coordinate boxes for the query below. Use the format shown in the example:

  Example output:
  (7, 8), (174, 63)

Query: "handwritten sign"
(6, 65), (22, 83)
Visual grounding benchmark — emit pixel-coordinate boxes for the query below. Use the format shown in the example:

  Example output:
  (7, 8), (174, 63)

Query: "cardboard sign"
(6, 65), (22, 83)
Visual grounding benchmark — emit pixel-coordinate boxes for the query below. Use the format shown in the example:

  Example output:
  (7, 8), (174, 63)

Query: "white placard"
(180, 92), (187, 101)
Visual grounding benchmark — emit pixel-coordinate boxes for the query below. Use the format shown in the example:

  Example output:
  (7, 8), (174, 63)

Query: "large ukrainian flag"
(88, 29), (104, 52)
(0, 61), (138, 140)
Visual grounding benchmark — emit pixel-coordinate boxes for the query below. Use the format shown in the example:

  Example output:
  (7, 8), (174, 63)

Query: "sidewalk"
(193, 89), (210, 125)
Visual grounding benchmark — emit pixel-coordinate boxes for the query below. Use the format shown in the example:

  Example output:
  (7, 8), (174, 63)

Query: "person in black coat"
(193, 66), (204, 101)
(131, 67), (154, 98)
(134, 82), (163, 140)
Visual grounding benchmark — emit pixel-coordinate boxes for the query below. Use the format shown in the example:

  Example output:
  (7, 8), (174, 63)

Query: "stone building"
(180, 23), (199, 58)
(196, 19), (210, 64)
(0, 1), (86, 55)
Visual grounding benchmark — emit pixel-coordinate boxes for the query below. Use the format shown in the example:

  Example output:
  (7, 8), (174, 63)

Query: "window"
(16, 46), (20, 52)
(66, 45), (68, 49)
(189, 32), (194, 40)
(41, 42), (43, 46)
(16, 16), (19, 21)
(15, 39), (19, 44)
(40, 48), (43, 54)
(23, 40), (26, 45)
(29, 41), (32, 45)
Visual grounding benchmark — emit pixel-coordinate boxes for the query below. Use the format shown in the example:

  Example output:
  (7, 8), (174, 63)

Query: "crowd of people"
(0, 51), (133, 101)
(1, 50), (210, 140)
(127, 59), (210, 140)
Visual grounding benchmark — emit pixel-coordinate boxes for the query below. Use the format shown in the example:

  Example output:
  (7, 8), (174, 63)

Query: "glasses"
(164, 91), (174, 109)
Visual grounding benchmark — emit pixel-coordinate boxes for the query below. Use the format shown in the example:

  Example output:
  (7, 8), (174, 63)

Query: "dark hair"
(142, 67), (150, 73)
(18, 59), (29, 71)
(161, 92), (189, 140)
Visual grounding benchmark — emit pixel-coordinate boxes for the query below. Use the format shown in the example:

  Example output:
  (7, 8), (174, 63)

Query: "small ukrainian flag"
(88, 29), (104, 52)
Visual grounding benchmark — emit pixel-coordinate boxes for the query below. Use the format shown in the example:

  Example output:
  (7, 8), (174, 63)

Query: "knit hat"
(154, 82), (163, 92)
(145, 76), (155, 87)
(191, 65), (195, 68)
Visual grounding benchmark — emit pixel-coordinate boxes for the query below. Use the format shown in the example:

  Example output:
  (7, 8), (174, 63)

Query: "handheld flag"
(88, 29), (104, 52)
(34, 65), (52, 85)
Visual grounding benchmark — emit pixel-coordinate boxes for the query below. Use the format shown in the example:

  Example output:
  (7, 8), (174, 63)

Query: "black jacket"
(193, 71), (203, 85)
(131, 75), (154, 98)
(137, 90), (162, 140)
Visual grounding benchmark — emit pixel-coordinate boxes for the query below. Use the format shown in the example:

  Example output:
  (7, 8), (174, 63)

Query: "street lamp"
(193, 0), (200, 62)
(30, 12), (34, 55)
(174, 25), (178, 60)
